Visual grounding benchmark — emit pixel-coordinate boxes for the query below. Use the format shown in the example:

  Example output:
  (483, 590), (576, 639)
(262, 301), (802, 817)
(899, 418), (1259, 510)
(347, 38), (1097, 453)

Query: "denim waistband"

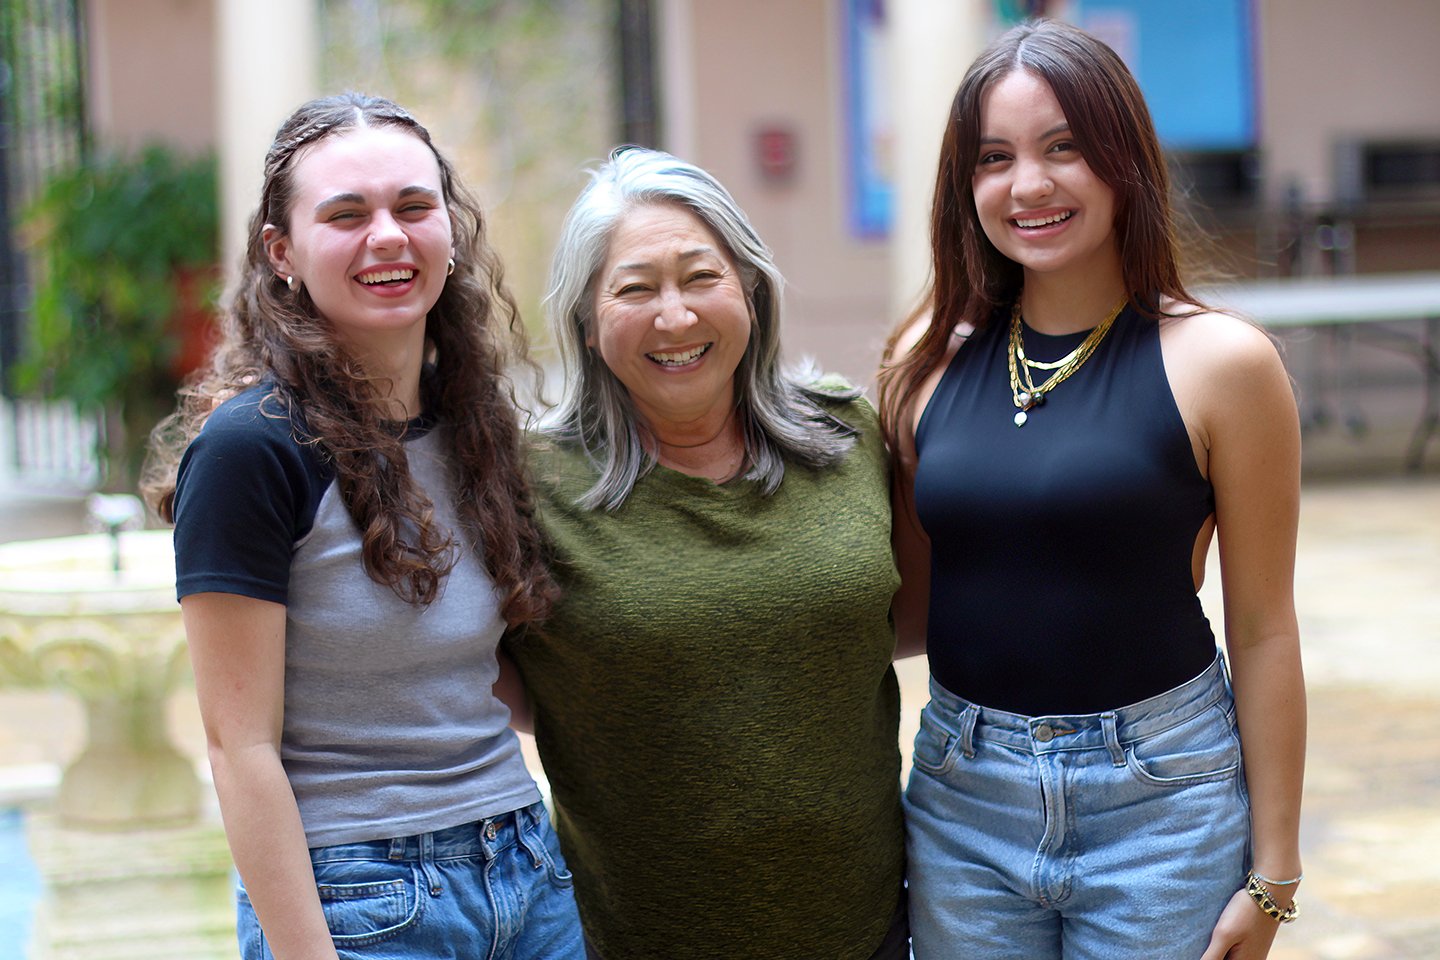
(309, 800), (546, 865)
(925, 652), (1231, 759)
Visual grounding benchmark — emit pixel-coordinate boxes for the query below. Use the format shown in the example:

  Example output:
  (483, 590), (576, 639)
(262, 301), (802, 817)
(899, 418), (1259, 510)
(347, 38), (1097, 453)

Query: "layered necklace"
(1007, 296), (1127, 427)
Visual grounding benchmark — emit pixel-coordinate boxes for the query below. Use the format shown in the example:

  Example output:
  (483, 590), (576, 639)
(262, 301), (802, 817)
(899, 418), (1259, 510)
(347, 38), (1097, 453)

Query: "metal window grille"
(0, 0), (100, 487)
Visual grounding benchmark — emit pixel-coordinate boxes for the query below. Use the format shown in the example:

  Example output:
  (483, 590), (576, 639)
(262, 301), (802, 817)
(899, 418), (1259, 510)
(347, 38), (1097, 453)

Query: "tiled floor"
(2, 477), (1438, 957)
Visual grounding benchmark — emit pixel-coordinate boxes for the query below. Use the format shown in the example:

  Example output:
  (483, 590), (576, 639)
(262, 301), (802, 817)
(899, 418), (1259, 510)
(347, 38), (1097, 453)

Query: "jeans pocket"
(1125, 704), (1242, 787)
(527, 811), (576, 890)
(235, 879), (267, 960)
(911, 705), (963, 777)
(311, 859), (424, 947)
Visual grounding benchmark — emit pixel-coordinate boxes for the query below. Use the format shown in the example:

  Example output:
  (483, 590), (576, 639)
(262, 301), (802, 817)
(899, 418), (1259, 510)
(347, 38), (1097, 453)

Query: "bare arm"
(887, 316), (962, 659)
(890, 424), (932, 660)
(1180, 320), (1306, 960)
(182, 592), (340, 960)
(494, 643), (534, 734)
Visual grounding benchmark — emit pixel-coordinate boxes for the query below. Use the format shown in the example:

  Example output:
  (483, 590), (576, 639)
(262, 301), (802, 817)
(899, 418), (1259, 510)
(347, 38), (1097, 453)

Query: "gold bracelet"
(1252, 870), (1303, 886)
(1246, 872), (1299, 924)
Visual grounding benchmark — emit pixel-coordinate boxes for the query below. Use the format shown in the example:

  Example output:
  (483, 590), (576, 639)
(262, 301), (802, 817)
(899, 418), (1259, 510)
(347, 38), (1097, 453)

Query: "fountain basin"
(0, 530), (200, 828)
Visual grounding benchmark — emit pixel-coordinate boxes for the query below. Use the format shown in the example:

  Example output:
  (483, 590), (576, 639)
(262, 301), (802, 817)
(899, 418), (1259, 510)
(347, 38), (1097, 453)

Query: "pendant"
(1017, 391), (1032, 406)
(1014, 410), (1028, 427)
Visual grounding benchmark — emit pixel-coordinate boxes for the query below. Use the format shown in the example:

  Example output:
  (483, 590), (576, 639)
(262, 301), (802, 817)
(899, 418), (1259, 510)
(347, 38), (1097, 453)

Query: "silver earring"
(446, 258), (456, 276)
(285, 275), (297, 292)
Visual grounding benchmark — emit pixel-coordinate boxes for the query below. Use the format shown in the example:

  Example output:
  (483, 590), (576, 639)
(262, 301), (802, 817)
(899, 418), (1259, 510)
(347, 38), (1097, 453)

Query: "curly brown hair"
(878, 18), (1203, 446)
(144, 92), (556, 627)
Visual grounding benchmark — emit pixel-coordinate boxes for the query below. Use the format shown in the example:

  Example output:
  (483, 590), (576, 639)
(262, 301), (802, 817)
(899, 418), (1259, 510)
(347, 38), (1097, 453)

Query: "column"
(216, 0), (319, 280)
(888, 0), (988, 317)
(654, 0), (697, 159)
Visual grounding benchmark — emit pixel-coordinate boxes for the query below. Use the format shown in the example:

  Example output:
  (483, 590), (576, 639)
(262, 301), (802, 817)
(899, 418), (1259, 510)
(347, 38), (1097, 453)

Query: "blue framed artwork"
(1068, 0), (1257, 150)
(843, 0), (894, 238)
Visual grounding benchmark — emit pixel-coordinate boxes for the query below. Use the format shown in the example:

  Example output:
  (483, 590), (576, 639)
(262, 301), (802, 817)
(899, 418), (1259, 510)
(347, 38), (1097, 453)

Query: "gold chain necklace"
(1007, 297), (1127, 427)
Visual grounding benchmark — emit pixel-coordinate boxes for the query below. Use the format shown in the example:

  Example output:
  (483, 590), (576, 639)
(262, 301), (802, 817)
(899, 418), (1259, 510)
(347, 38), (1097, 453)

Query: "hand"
(1198, 887), (1287, 960)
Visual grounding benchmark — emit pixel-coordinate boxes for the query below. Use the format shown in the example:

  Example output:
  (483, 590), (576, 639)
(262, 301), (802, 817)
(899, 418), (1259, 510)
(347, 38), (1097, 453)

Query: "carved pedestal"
(1, 532), (237, 957)
(26, 812), (237, 960)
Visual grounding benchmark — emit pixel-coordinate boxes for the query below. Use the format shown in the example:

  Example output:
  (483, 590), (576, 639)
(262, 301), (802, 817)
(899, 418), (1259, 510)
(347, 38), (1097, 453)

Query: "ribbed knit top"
(915, 306), (1217, 716)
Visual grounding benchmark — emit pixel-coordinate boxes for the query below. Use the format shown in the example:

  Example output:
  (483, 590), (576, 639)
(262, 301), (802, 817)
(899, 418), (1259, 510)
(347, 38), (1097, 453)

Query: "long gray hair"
(543, 146), (857, 511)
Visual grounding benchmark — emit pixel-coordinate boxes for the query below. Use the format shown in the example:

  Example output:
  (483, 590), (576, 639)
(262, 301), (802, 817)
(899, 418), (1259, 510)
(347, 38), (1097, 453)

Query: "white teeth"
(1015, 211), (1073, 228)
(358, 268), (415, 284)
(648, 344), (710, 366)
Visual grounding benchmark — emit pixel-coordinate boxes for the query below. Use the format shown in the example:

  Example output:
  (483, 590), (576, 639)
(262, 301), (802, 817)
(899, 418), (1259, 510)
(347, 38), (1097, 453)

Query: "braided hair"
(145, 92), (556, 626)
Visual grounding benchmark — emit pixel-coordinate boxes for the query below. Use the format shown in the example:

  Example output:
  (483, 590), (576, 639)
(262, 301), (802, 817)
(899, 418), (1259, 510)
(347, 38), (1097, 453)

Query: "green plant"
(18, 145), (219, 488)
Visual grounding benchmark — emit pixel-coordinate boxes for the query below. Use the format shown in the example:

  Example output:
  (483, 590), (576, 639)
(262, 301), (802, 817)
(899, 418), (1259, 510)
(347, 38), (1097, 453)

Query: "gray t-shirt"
(173, 386), (539, 846)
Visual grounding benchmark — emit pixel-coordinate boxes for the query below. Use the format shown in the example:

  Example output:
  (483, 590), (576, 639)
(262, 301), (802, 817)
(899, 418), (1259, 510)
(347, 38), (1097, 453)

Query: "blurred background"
(0, 1), (1438, 958)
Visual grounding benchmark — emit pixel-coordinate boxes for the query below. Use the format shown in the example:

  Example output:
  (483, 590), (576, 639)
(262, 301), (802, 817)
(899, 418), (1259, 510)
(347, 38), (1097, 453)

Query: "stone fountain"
(0, 496), (236, 959)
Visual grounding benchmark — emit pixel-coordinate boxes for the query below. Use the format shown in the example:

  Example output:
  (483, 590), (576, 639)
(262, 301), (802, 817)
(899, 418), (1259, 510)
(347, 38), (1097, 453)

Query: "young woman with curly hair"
(145, 92), (583, 960)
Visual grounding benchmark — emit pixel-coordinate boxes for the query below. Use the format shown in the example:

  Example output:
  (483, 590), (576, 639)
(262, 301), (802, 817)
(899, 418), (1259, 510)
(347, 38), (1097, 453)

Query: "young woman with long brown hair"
(880, 20), (1305, 960)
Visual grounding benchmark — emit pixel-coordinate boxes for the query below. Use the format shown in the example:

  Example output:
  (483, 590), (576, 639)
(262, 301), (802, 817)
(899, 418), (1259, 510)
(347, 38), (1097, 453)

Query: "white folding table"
(1199, 272), (1440, 470)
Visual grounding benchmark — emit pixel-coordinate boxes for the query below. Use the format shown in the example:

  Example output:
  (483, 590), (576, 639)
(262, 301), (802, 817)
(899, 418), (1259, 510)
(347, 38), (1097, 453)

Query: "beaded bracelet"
(1246, 872), (1299, 924)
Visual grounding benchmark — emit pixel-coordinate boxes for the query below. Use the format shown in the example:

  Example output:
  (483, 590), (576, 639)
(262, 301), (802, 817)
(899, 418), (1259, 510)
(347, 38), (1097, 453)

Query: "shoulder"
(179, 385), (329, 502)
(523, 431), (596, 501)
(794, 373), (883, 443)
(798, 370), (866, 414)
(525, 429), (585, 469)
(888, 311), (977, 452)
(803, 369), (863, 400)
(194, 386), (303, 454)
(1158, 304), (1287, 388)
(890, 310), (977, 363)
(890, 312), (931, 361)
(816, 390), (879, 433)
(792, 384), (890, 477)
(172, 387), (329, 601)
(1158, 304), (1295, 447)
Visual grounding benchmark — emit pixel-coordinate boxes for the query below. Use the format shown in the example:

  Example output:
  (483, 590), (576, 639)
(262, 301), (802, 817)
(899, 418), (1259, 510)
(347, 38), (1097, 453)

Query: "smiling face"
(263, 124), (454, 357)
(971, 69), (1119, 286)
(589, 202), (752, 434)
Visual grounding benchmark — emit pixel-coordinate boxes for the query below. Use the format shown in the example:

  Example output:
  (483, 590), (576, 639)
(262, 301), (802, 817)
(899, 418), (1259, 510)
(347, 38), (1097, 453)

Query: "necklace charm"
(1006, 294), (1126, 427)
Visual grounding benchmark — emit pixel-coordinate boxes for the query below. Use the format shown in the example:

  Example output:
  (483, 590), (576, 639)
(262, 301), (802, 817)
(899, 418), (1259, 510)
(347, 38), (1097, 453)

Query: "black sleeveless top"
(914, 306), (1217, 716)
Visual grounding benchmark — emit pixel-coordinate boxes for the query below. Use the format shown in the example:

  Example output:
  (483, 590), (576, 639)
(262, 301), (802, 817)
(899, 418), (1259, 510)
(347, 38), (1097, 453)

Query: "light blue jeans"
(905, 654), (1250, 959)
(237, 802), (585, 959)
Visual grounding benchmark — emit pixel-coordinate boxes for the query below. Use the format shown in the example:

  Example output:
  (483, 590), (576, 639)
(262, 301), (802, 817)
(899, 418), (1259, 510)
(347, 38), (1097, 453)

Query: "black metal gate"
(0, 0), (87, 399)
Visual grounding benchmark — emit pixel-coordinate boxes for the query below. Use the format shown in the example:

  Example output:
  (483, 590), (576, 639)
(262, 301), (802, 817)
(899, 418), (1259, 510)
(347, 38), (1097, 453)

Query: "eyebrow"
(313, 185), (441, 214)
(978, 122), (1072, 146)
(608, 246), (716, 277)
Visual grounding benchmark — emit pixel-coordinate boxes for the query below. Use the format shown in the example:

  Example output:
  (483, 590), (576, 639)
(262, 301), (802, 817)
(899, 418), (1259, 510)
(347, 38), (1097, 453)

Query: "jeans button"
(1034, 723), (1055, 743)
(485, 821), (498, 840)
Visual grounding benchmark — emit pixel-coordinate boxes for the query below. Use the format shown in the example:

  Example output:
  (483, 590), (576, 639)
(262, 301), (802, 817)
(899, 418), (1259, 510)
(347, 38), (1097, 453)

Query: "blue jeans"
(905, 654), (1251, 959)
(237, 802), (585, 959)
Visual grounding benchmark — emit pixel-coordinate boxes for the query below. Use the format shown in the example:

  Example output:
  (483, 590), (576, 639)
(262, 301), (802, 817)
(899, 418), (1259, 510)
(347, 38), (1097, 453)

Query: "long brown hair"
(144, 92), (556, 627)
(878, 18), (1202, 444)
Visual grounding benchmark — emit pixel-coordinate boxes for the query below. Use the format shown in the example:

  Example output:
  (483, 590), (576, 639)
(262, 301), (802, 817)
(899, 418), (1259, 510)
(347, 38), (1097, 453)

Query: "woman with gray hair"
(503, 147), (907, 959)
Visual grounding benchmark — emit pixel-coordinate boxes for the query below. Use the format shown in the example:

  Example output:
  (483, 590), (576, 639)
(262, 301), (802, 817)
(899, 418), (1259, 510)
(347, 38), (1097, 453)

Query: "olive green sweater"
(509, 398), (903, 960)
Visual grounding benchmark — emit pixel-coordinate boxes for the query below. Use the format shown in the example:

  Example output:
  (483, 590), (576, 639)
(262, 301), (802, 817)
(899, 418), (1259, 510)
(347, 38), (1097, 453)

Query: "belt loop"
(419, 831), (442, 897)
(959, 703), (980, 760)
(1101, 711), (1125, 766)
(388, 836), (406, 861)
